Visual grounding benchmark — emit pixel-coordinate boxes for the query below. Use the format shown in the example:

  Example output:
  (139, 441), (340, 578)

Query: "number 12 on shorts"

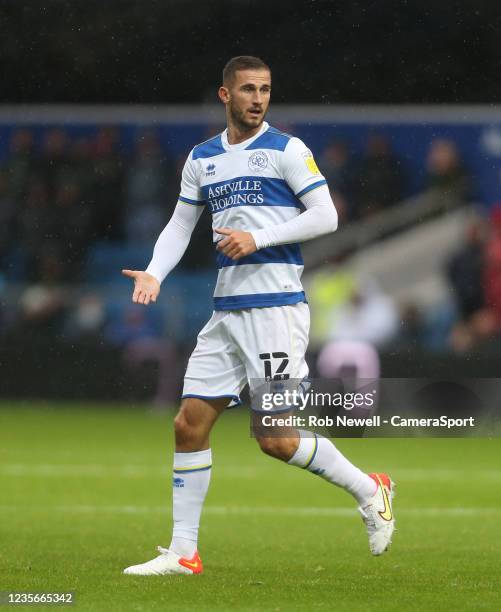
(259, 352), (290, 381)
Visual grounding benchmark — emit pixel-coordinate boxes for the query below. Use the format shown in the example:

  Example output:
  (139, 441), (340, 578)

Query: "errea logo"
(205, 163), (216, 176)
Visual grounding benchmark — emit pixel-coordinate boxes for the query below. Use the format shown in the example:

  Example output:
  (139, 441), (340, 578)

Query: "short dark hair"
(222, 56), (270, 86)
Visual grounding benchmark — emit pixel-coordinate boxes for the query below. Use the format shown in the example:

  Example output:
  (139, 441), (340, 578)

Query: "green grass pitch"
(1, 402), (500, 611)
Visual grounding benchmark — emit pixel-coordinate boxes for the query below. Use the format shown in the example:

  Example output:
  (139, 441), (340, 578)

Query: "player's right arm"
(122, 151), (205, 305)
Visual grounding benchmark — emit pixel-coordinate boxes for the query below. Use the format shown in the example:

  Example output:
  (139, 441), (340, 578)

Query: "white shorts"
(182, 302), (310, 408)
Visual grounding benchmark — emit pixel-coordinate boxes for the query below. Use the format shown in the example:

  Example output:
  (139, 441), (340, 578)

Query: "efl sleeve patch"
(281, 137), (325, 195)
(302, 150), (320, 175)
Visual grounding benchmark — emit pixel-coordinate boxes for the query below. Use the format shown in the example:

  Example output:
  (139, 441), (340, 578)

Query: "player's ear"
(218, 86), (230, 104)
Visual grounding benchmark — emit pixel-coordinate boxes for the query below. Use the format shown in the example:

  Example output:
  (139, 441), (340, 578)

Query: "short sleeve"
(178, 151), (204, 206)
(281, 137), (327, 198)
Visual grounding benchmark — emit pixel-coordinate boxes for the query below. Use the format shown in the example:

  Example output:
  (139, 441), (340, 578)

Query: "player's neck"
(226, 121), (264, 145)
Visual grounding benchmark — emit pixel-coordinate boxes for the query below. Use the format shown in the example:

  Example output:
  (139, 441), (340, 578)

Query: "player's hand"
(121, 270), (160, 305)
(215, 228), (257, 260)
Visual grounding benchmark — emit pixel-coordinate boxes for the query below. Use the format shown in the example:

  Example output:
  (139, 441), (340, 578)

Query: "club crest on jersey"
(248, 150), (268, 173)
(205, 163), (216, 176)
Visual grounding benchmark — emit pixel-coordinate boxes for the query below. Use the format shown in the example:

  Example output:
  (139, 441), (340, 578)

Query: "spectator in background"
(18, 178), (53, 281)
(355, 133), (405, 218)
(105, 305), (182, 406)
(320, 140), (357, 219)
(328, 190), (348, 225)
(482, 206), (501, 331)
(0, 170), (15, 262)
(18, 176), (91, 283)
(395, 302), (427, 350)
(125, 130), (171, 243)
(88, 126), (125, 241)
(65, 137), (95, 195)
(307, 266), (357, 348)
(53, 180), (92, 280)
(16, 242), (68, 339)
(449, 210), (498, 353)
(447, 217), (486, 321)
(64, 293), (105, 343)
(18, 282), (66, 338)
(37, 128), (71, 197)
(327, 280), (399, 349)
(425, 138), (471, 200)
(105, 306), (159, 347)
(317, 339), (381, 434)
(4, 128), (36, 202)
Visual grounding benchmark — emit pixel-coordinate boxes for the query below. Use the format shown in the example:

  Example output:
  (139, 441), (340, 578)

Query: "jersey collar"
(221, 121), (269, 151)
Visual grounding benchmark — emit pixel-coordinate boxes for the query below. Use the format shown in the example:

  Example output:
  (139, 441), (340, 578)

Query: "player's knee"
(173, 412), (188, 440)
(174, 411), (201, 446)
(256, 436), (291, 461)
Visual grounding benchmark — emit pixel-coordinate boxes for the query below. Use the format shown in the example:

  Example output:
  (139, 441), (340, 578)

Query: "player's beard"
(229, 101), (266, 133)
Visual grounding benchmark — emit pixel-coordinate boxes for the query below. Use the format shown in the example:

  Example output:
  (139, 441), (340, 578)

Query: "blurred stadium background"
(1, 1), (500, 609)
(2, 2), (501, 401)
(2, 104), (501, 400)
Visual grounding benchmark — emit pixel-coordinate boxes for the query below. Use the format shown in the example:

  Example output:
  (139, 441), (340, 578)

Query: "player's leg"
(275, 427), (394, 556)
(123, 396), (227, 576)
(253, 411), (395, 557)
(167, 310), (246, 568)
(124, 311), (246, 575)
(241, 303), (395, 554)
(252, 413), (377, 506)
(245, 303), (374, 501)
(169, 396), (228, 560)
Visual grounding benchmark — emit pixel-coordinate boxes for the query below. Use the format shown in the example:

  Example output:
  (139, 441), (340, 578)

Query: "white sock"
(169, 448), (212, 558)
(288, 431), (376, 504)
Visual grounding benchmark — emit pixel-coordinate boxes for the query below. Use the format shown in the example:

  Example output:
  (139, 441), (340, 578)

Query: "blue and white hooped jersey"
(179, 122), (327, 311)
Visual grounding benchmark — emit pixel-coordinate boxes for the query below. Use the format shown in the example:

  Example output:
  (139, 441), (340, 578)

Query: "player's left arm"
(250, 137), (337, 250)
(249, 183), (337, 251)
(215, 138), (337, 260)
